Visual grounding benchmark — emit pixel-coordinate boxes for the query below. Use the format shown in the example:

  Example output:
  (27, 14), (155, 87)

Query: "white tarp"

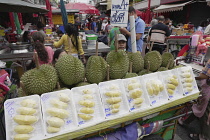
(153, 1), (193, 13)
(110, 0), (129, 27)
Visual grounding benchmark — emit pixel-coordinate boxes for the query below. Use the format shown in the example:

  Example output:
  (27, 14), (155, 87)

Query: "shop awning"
(0, 0), (48, 13)
(153, 1), (193, 13)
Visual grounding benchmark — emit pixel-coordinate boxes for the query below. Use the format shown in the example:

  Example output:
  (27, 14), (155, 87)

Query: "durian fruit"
(57, 93), (70, 102)
(86, 55), (108, 84)
(146, 82), (154, 96)
(106, 50), (129, 79)
(172, 65), (183, 69)
(144, 51), (162, 72)
(181, 73), (191, 78)
(50, 99), (68, 109)
(128, 83), (141, 91)
(83, 94), (93, 99)
(78, 114), (93, 120)
(110, 103), (120, 109)
(133, 98), (143, 105)
(14, 134), (30, 140)
(158, 58), (173, 71)
(167, 89), (174, 95)
(183, 83), (192, 87)
(168, 77), (179, 86)
(82, 89), (93, 94)
(20, 64), (58, 95)
(55, 54), (85, 86)
(124, 73), (138, 79)
(161, 52), (174, 69)
(13, 115), (38, 125)
(47, 108), (69, 119)
(186, 87), (193, 92)
(138, 60), (152, 75)
(80, 107), (94, 114)
(20, 99), (37, 108)
(76, 82), (90, 87)
(183, 78), (193, 83)
(47, 126), (60, 133)
(17, 107), (36, 115)
(79, 100), (95, 107)
(127, 52), (144, 73)
(167, 84), (176, 90)
(129, 90), (142, 99)
(106, 97), (122, 104)
(14, 125), (34, 134)
(105, 91), (121, 97)
(47, 117), (64, 127)
(158, 67), (168, 71)
(111, 109), (119, 113)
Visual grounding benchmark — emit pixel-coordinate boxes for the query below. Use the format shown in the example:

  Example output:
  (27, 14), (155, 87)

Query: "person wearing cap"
(117, 34), (127, 50)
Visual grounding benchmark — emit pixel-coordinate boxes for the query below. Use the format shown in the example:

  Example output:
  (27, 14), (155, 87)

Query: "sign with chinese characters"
(111, 0), (129, 27)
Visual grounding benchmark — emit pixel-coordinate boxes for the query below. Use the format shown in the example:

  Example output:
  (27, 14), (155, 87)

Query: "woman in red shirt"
(32, 32), (54, 65)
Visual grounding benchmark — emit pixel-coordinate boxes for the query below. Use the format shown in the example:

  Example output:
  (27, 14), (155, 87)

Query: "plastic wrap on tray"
(4, 95), (44, 140)
(41, 89), (78, 137)
(71, 84), (105, 127)
(99, 79), (129, 119)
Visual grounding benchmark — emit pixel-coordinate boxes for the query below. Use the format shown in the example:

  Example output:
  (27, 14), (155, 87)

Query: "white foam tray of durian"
(141, 72), (169, 106)
(122, 77), (151, 112)
(159, 69), (184, 100)
(176, 66), (199, 95)
(98, 79), (130, 119)
(4, 95), (45, 140)
(40, 89), (78, 137)
(71, 84), (105, 127)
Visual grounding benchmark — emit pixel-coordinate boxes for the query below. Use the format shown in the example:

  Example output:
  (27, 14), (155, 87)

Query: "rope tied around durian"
(166, 59), (173, 69)
(107, 64), (110, 81)
(147, 60), (150, 72)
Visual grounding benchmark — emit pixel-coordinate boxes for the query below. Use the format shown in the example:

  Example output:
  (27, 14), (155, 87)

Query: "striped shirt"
(149, 22), (171, 44)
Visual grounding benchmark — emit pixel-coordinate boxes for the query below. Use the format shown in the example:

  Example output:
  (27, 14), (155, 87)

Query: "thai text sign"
(111, 0), (129, 27)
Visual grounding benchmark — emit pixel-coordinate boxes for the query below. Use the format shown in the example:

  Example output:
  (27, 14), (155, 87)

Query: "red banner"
(160, 0), (187, 5)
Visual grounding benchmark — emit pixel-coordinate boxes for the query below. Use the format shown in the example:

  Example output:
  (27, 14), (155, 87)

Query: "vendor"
(117, 34), (127, 50)
(32, 32), (54, 65)
(53, 23), (86, 63)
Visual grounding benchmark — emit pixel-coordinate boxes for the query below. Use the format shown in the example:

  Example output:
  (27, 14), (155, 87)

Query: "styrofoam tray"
(4, 95), (45, 140)
(98, 79), (130, 119)
(122, 77), (151, 112)
(71, 84), (105, 127)
(141, 72), (169, 106)
(41, 89), (78, 137)
(159, 69), (184, 100)
(177, 66), (199, 95)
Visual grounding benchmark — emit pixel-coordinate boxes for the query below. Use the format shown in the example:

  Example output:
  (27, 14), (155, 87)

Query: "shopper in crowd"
(32, 32), (54, 65)
(117, 34), (127, 50)
(105, 20), (112, 35)
(146, 16), (171, 54)
(150, 18), (158, 27)
(22, 31), (32, 43)
(56, 29), (64, 38)
(52, 48), (67, 65)
(36, 21), (46, 37)
(164, 18), (171, 25)
(91, 18), (97, 32)
(197, 20), (208, 34)
(74, 15), (81, 30)
(53, 23), (86, 63)
(101, 19), (108, 34)
(97, 19), (102, 35)
(120, 6), (145, 52)
(179, 59), (210, 140)
(108, 26), (120, 50)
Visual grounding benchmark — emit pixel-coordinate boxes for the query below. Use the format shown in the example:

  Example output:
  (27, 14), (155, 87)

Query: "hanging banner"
(110, 0), (129, 27)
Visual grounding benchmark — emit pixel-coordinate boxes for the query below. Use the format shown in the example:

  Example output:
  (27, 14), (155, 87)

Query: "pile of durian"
(180, 69), (194, 92)
(126, 79), (143, 107)
(166, 75), (179, 95)
(46, 93), (70, 133)
(78, 89), (95, 121)
(146, 80), (164, 96)
(105, 85), (122, 114)
(13, 99), (38, 140)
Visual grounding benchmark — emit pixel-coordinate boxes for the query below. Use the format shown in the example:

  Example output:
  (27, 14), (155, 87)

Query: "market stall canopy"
(0, 0), (48, 13)
(52, 9), (79, 14)
(153, 1), (193, 13)
(65, 2), (100, 14)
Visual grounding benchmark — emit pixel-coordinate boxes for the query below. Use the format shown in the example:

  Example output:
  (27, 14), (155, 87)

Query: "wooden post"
(107, 65), (110, 81)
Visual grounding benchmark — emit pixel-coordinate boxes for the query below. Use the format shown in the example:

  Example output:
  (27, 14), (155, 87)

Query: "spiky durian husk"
(127, 52), (144, 73)
(86, 56), (107, 84)
(123, 73), (138, 79)
(161, 52), (174, 69)
(144, 51), (162, 72)
(138, 69), (152, 76)
(106, 50), (129, 79)
(20, 64), (58, 95)
(76, 82), (91, 87)
(55, 55), (85, 86)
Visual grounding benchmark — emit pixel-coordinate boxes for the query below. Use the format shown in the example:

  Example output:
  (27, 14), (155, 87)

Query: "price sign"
(111, 0), (129, 27)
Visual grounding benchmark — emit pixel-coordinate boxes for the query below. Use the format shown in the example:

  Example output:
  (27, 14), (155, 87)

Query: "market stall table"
(0, 52), (34, 71)
(84, 42), (110, 56)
